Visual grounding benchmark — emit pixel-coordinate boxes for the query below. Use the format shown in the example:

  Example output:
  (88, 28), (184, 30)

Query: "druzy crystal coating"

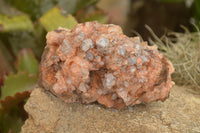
(39, 21), (174, 109)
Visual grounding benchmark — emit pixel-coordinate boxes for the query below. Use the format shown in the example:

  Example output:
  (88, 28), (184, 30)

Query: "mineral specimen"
(39, 21), (174, 109)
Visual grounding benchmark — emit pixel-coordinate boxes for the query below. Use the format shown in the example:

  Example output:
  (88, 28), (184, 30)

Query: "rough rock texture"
(21, 86), (200, 133)
(39, 21), (174, 109)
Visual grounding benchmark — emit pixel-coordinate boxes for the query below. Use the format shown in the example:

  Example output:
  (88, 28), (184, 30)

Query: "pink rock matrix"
(39, 21), (174, 109)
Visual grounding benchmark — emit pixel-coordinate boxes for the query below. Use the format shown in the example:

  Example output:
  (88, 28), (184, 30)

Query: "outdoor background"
(0, 0), (199, 132)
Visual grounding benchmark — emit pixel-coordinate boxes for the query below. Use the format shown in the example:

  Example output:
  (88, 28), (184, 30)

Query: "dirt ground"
(21, 85), (200, 133)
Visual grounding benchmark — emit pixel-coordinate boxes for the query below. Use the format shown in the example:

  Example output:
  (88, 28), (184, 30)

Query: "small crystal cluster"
(39, 21), (174, 109)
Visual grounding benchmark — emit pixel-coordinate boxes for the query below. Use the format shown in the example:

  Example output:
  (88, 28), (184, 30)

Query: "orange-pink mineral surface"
(39, 21), (174, 109)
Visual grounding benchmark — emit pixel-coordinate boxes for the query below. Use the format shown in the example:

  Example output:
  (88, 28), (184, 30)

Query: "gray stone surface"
(21, 86), (200, 133)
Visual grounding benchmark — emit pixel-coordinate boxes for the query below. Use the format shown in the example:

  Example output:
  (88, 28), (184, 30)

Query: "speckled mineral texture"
(39, 21), (174, 109)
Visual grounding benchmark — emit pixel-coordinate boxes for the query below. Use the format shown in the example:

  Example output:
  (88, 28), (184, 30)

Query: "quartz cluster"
(39, 21), (174, 109)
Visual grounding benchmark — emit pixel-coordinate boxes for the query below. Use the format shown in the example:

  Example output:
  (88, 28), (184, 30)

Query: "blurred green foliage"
(1, 72), (37, 101)
(0, 14), (33, 32)
(81, 11), (109, 24)
(17, 48), (39, 75)
(40, 7), (78, 31)
(0, 0), (109, 132)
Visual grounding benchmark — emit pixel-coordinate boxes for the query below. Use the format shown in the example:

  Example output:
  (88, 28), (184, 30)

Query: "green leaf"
(17, 48), (39, 75)
(0, 14), (33, 32)
(1, 72), (37, 100)
(40, 7), (78, 31)
(75, 0), (99, 12)
(82, 11), (109, 24)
